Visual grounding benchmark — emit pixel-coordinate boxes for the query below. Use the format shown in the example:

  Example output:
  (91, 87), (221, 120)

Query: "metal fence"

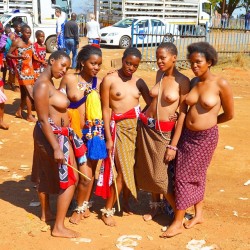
(130, 22), (250, 69)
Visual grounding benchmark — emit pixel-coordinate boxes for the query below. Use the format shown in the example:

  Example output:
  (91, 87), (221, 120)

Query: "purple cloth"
(0, 34), (8, 50)
(175, 126), (219, 210)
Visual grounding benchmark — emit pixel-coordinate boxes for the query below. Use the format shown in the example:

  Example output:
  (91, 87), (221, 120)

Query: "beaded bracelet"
(167, 145), (178, 151)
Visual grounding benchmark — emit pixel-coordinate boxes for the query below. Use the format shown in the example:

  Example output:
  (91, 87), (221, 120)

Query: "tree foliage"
(212, 0), (249, 16)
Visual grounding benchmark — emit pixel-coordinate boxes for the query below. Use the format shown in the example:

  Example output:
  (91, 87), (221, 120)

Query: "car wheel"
(119, 36), (131, 49)
(162, 33), (174, 43)
(45, 36), (57, 53)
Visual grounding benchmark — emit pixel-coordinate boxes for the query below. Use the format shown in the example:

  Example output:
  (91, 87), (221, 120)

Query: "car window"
(113, 18), (138, 28)
(0, 15), (11, 24)
(151, 19), (164, 27)
(136, 20), (149, 29)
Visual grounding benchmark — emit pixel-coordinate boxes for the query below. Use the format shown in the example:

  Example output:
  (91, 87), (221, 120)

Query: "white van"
(100, 17), (179, 49)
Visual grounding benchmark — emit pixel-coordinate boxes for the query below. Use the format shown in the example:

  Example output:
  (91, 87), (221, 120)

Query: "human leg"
(51, 185), (80, 238)
(122, 185), (134, 215)
(52, 144), (80, 238)
(101, 158), (124, 226)
(184, 200), (204, 229)
(0, 84), (8, 130)
(38, 191), (55, 222)
(24, 85), (36, 122)
(143, 193), (163, 221)
(15, 85), (26, 118)
(69, 159), (97, 224)
(71, 41), (77, 69)
(64, 38), (72, 56)
(160, 209), (186, 238)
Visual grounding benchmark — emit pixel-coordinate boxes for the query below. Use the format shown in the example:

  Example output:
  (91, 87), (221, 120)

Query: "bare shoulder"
(101, 72), (116, 86)
(34, 77), (49, 93)
(217, 76), (229, 88)
(60, 73), (77, 88)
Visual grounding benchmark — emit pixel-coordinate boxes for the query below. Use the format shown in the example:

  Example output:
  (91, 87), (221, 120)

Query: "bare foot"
(143, 206), (161, 221)
(81, 208), (91, 219)
(184, 216), (204, 229)
(160, 221), (184, 238)
(15, 110), (23, 119)
(27, 115), (37, 122)
(123, 204), (134, 215)
(0, 122), (9, 130)
(101, 215), (116, 227)
(69, 212), (82, 225)
(52, 226), (80, 238)
(14, 86), (20, 92)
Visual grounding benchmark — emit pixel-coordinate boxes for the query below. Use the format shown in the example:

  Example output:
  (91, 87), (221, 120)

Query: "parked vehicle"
(99, 0), (212, 36)
(100, 16), (180, 49)
(0, 0), (72, 52)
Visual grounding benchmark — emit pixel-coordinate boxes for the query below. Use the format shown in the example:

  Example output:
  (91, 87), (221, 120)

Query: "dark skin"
(7, 27), (36, 121)
(100, 54), (152, 226)
(59, 53), (103, 225)
(33, 55), (81, 238)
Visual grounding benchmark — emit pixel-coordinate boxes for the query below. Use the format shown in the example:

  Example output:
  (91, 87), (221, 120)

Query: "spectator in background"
(221, 10), (228, 29)
(64, 13), (79, 69)
(86, 13), (101, 48)
(55, 7), (67, 50)
(245, 11), (250, 31)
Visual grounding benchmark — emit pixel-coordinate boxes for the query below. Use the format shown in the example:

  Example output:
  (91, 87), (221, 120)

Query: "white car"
(100, 17), (179, 49)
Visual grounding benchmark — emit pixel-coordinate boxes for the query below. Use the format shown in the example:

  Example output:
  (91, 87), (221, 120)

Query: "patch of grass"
(217, 53), (250, 69)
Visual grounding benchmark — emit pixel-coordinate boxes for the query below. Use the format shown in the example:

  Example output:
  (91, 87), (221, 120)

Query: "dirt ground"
(0, 39), (249, 250)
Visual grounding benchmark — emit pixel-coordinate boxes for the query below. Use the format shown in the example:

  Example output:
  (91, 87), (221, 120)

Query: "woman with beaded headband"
(59, 44), (107, 224)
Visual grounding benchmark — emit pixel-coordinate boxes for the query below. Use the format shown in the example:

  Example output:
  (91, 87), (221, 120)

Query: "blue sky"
(72, 0), (94, 14)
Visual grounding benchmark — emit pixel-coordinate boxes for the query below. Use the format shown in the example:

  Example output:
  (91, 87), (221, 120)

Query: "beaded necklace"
(77, 76), (93, 95)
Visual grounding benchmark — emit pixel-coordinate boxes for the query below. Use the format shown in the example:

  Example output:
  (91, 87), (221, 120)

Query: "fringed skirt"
(175, 125), (219, 210)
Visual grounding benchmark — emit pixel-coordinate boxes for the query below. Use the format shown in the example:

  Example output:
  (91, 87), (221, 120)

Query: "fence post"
(205, 22), (208, 42)
(131, 21), (134, 47)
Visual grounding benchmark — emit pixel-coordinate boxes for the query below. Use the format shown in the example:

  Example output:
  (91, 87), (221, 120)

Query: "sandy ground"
(0, 39), (249, 250)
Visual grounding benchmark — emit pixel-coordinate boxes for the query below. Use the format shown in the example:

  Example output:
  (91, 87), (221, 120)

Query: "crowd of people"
(0, 9), (234, 240)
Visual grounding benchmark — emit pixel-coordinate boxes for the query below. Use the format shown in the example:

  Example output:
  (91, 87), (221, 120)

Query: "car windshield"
(113, 18), (138, 28)
(0, 14), (12, 24)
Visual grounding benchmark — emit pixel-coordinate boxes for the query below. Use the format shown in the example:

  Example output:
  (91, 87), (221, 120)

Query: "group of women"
(31, 41), (234, 238)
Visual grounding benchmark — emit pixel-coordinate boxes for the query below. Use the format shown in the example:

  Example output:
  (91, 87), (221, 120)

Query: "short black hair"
(13, 21), (21, 28)
(21, 24), (31, 32)
(122, 47), (142, 60)
(157, 42), (178, 56)
(76, 45), (102, 71)
(35, 30), (44, 37)
(187, 42), (218, 66)
(48, 50), (70, 65)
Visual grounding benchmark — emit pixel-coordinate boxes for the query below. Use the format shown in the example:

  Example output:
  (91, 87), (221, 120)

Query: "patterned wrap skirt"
(134, 118), (174, 194)
(115, 118), (138, 199)
(175, 125), (219, 210)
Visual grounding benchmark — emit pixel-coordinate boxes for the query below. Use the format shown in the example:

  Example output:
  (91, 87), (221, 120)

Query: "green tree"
(211, 0), (249, 16)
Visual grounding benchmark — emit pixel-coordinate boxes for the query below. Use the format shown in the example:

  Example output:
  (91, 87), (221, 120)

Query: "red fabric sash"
(139, 113), (175, 132)
(95, 106), (140, 199)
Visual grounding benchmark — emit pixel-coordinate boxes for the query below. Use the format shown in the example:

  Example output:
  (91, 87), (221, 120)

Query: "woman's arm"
(33, 81), (64, 163)
(137, 78), (152, 110)
(7, 39), (27, 60)
(165, 76), (190, 162)
(100, 76), (113, 156)
(218, 78), (234, 123)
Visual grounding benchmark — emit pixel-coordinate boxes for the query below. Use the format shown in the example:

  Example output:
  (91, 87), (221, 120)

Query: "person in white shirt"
(86, 13), (101, 47)
(55, 7), (67, 50)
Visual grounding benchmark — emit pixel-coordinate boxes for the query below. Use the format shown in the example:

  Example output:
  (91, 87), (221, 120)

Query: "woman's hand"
(164, 148), (176, 163)
(106, 139), (114, 157)
(54, 148), (65, 164)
